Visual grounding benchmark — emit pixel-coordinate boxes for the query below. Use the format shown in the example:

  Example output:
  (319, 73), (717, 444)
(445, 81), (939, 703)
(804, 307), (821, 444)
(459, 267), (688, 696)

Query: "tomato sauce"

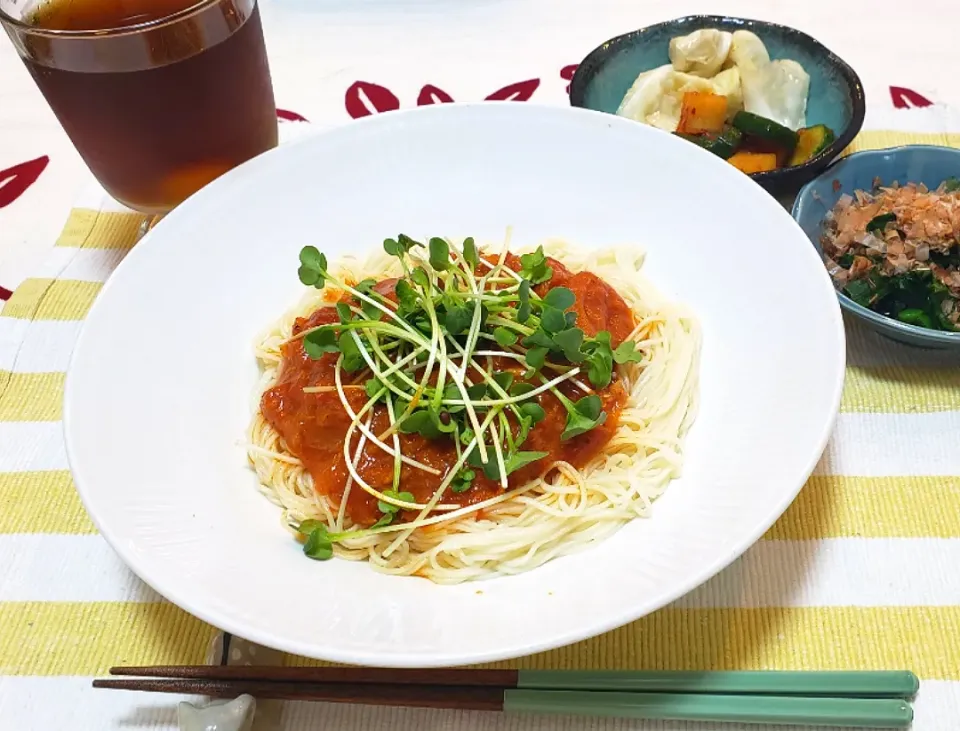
(260, 257), (634, 526)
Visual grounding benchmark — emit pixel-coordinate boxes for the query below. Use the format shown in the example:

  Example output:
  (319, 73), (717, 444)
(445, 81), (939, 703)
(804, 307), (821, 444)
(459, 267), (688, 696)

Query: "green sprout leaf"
(303, 328), (339, 358)
(298, 520), (333, 560)
(517, 280), (532, 323)
(299, 247), (323, 270)
(510, 382), (536, 397)
(540, 306), (567, 334)
(543, 286), (575, 310)
(338, 332), (366, 372)
(491, 371), (515, 393)
(355, 278), (377, 294)
(582, 331), (613, 388)
(462, 237), (479, 269)
(504, 450), (548, 475)
(370, 513), (394, 529)
(411, 266), (430, 290)
(383, 234), (423, 258)
(429, 237), (451, 271)
(298, 519), (324, 534)
(298, 247), (328, 288)
(398, 410), (435, 437)
(518, 402), (546, 424)
(377, 489), (415, 515)
(353, 279), (380, 317)
(521, 330), (553, 349)
(552, 327), (586, 363)
(398, 407), (455, 439)
(519, 246), (554, 285)
(483, 450), (549, 481)
(443, 300), (474, 335)
(466, 383), (487, 401)
(585, 351), (612, 388)
(613, 339), (644, 364)
(364, 377), (385, 402)
(493, 327), (518, 347)
(398, 234), (422, 250)
(394, 279), (418, 314)
(464, 441), (487, 469)
(442, 382), (466, 414)
(525, 346), (548, 370)
(450, 468), (476, 494)
(335, 302), (353, 323)
(560, 393), (607, 440)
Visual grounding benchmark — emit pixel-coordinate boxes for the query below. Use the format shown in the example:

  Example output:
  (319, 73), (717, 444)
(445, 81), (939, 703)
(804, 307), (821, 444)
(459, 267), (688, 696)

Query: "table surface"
(2, 2), (960, 730)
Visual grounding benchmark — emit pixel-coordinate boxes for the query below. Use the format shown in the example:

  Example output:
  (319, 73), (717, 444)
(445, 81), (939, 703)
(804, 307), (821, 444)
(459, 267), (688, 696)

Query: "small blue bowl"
(569, 15), (865, 196)
(793, 145), (960, 350)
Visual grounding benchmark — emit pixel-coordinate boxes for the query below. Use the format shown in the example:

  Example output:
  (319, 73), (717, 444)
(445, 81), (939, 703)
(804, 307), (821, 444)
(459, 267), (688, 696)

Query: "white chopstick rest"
(179, 694), (256, 731)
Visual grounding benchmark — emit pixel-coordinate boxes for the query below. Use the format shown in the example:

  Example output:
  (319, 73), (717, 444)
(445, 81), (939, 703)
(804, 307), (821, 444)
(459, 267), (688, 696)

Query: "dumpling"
(726, 30), (810, 129)
(740, 59), (810, 130)
(668, 29), (733, 78)
(616, 65), (738, 131)
(616, 65), (676, 127)
(710, 67), (744, 115)
(726, 30), (770, 72)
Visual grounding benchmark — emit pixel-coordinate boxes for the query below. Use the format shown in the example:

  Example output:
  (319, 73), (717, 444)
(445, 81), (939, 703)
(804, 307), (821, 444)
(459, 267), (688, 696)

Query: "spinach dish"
(822, 178), (960, 331)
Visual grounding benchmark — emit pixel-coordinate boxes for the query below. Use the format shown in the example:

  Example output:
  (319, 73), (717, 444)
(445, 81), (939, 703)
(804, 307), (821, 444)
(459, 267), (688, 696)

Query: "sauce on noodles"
(260, 255), (635, 526)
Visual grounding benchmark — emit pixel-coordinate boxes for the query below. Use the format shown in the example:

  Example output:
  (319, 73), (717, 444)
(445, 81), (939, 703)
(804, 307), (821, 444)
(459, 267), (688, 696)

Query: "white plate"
(64, 103), (844, 667)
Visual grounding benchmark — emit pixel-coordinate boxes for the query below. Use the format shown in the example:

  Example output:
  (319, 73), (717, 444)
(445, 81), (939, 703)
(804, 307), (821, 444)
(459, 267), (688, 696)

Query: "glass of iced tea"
(0, 0), (279, 215)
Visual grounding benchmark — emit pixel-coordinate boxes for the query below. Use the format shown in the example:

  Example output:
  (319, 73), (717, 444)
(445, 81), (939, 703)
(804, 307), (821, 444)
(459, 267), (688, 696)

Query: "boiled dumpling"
(710, 67), (743, 115)
(726, 30), (770, 72)
(616, 65), (735, 131)
(616, 65), (676, 127)
(668, 29), (733, 78)
(725, 30), (809, 129)
(742, 59), (809, 130)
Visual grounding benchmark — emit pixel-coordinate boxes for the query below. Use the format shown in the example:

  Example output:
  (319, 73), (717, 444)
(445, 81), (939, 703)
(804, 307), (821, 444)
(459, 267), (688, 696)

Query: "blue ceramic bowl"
(793, 145), (960, 350)
(569, 15), (865, 195)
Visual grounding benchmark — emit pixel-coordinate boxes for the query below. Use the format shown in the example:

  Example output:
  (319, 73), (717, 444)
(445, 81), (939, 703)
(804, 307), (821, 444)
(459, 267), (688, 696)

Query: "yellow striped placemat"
(1, 128), (958, 698)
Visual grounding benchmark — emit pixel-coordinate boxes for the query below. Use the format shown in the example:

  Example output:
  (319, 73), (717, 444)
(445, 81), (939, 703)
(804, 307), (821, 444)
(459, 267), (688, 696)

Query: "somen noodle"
(247, 236), (699, 583)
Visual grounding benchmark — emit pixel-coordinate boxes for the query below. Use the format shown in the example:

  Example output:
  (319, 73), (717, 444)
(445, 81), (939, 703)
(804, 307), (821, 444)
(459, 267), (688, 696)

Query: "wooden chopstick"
(94, 678), (504, 710)
(92, 677), (915, 728)
(108, 666), (919, 699)
(109, 665), (519, 687)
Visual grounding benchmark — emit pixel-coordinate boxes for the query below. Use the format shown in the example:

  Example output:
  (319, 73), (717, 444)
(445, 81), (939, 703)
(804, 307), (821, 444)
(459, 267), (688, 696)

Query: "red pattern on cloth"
(277, 108), (309, 122)
(345, 80), (401, 118)
(345, 78), (543, 117)
(0, 156), (49, 209)
(417, 85), (455, 105)
(890, 86), (933, 108)
(485, 78), (541, 101)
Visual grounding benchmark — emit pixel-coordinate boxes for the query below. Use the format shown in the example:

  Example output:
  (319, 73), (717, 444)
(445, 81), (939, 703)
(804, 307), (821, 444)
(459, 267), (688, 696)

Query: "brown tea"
(18, 0), (278, 213)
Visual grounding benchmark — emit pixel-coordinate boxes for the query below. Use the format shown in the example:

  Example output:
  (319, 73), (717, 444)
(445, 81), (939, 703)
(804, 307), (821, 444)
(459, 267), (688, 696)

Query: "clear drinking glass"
(0, 0), (279, 215)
